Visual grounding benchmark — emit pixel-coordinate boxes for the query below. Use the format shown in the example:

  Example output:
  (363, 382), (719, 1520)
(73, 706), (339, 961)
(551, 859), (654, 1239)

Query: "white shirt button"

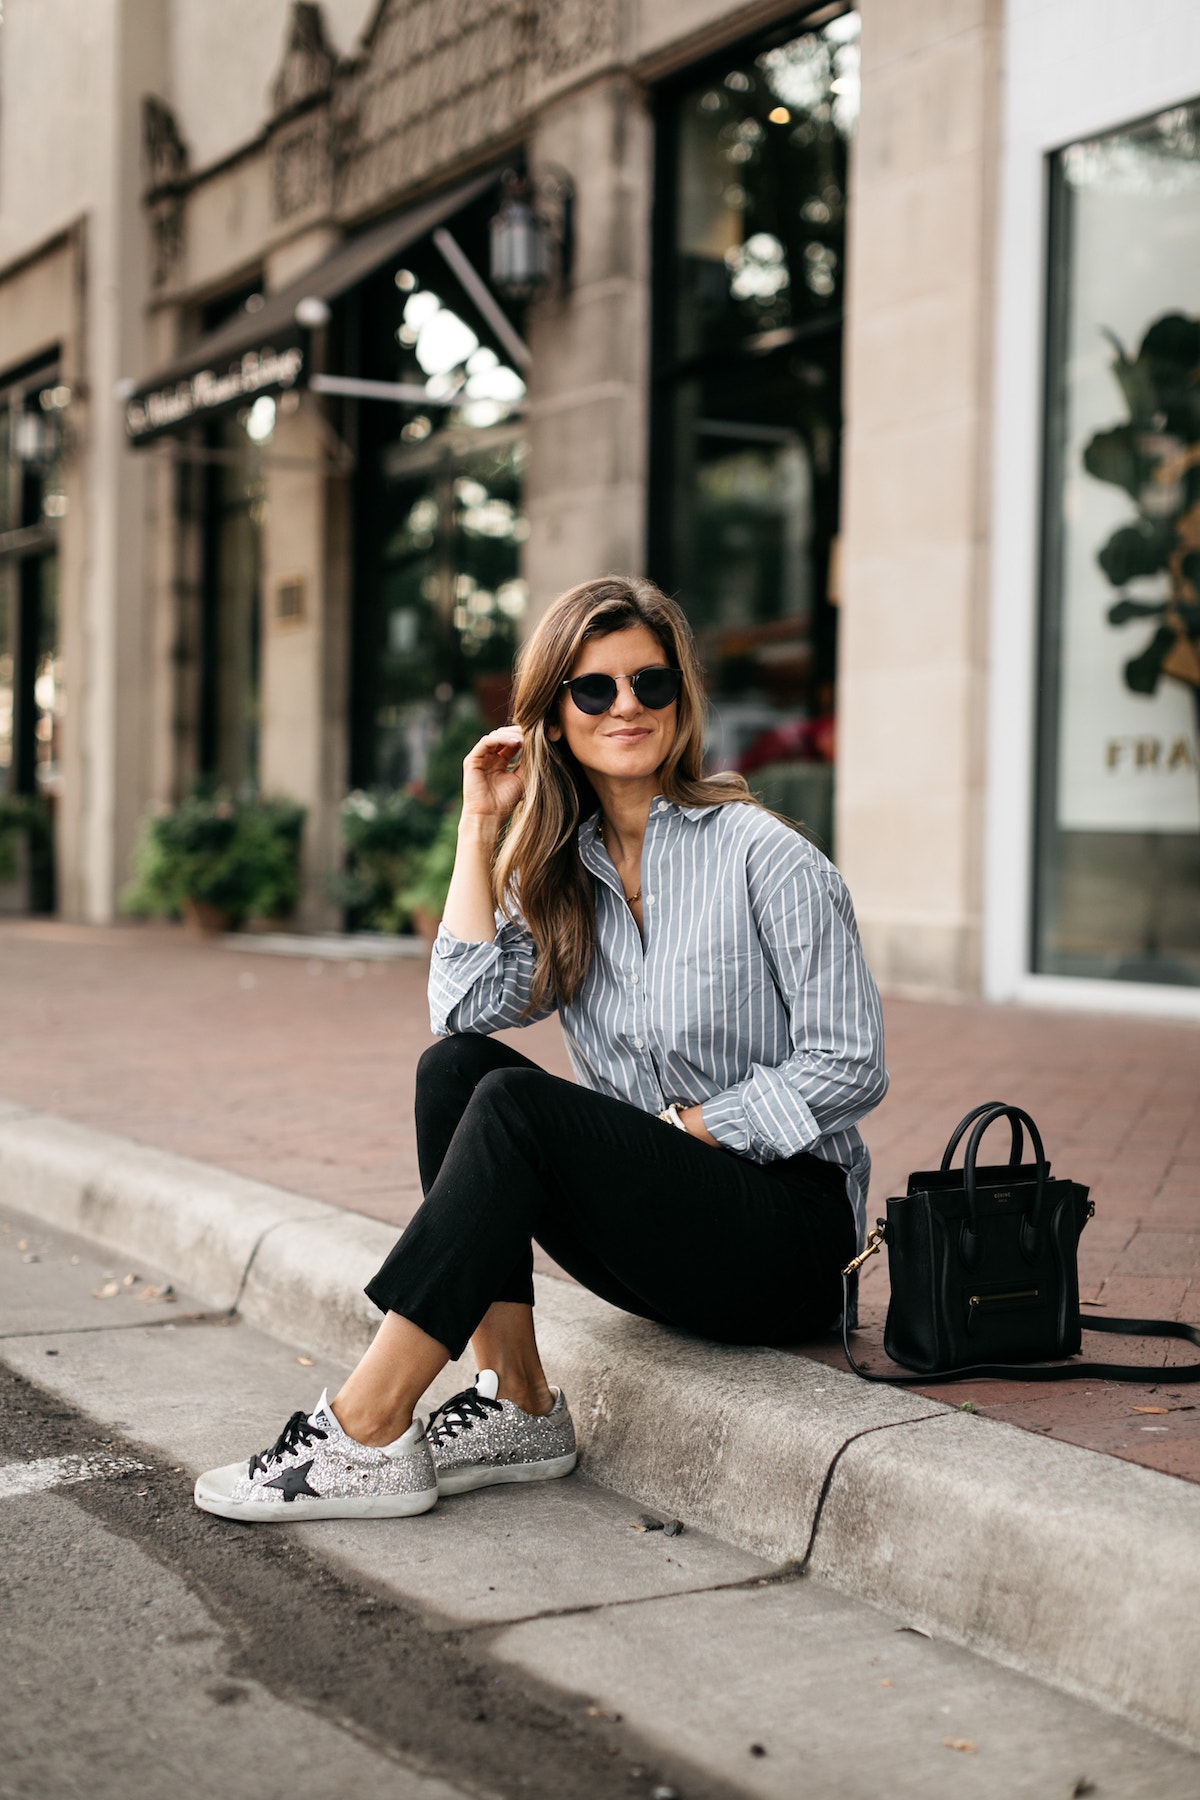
(645, 895), (654, 905)
(631, 973), (640, 984)
(635, 1037), (644, 1049)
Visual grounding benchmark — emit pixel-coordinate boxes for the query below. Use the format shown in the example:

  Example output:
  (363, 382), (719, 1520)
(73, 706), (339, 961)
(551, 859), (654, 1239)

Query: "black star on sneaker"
(263, 1458), (321, 1502)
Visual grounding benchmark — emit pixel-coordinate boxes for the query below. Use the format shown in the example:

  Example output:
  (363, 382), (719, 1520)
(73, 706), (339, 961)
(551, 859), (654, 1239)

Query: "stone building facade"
(1, 0), (1198, 1016)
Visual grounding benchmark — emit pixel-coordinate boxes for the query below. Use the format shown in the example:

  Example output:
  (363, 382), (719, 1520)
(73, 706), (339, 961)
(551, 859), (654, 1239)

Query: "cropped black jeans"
(365, 1033), (856, 1360)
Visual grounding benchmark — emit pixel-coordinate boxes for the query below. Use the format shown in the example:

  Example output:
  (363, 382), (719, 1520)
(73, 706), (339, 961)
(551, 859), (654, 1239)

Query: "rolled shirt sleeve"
(428, 915), (555, 1035)
(699, 844), (888, 1164)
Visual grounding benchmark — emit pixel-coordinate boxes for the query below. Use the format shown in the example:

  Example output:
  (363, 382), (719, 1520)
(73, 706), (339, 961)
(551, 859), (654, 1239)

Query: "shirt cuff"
(432, 916), (527, 959)
(701, 1074), (822, 1163)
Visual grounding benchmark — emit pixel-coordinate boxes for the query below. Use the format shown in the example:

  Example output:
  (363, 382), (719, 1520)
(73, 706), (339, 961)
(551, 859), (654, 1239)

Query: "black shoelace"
(426, 1386), (502, 1447)
(248, 1410), (328, 1478)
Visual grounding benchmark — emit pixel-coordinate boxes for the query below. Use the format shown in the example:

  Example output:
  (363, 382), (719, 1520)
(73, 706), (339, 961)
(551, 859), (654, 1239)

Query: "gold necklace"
(597, 821), (642, 907)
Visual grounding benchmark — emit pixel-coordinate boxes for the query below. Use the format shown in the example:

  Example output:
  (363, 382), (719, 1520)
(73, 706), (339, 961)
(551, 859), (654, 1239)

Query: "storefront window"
(1036, 104), (1200, 986)
(347, 185), (529, 789)
(198, 413), (263, 790)
(650, 8), (858, 850)
(369, 434), (528, 788)
(0, 363), (64, 908)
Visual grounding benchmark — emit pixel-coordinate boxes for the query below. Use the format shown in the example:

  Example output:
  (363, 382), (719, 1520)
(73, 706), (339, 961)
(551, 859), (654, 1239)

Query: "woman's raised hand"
(461, 726), (525, 827)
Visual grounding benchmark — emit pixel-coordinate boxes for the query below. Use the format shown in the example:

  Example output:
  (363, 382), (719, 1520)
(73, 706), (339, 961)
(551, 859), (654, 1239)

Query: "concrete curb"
(2, 1101), (1198, 1749)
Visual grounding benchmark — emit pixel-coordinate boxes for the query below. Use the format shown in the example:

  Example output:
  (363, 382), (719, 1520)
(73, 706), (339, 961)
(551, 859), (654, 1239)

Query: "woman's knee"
(417, 1033), (506, 1091)
(470, 1065), (557, 1129)
(472, 1064), (547, 1104)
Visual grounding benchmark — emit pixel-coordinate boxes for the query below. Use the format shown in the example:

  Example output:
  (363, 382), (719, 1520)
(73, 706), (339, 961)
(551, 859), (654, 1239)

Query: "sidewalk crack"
(0, 1312), (231, 1341)
(229, 1213), (313, 1314)
(796, 1410), (951, 1570)
(446, 1564), (805, 1638)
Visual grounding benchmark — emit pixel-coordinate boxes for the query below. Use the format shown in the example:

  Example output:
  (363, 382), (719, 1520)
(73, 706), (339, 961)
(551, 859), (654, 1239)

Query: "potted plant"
(333, 786), (443, 933)
(123, 790), (306, 935)
(333, 708), (486, 935)
(0, 794), (54, 915)
(399, 805), (462, 944)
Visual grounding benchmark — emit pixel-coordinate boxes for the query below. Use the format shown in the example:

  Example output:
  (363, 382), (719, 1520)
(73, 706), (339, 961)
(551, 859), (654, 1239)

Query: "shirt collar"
(578, 797), (723, 841)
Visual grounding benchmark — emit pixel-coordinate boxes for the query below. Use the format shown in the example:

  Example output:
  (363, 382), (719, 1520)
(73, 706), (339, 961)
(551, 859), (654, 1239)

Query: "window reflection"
(1036, 101), (1200, 986)
(0, 364), (64, 910)
(198, 413), (262, 791)
(349, 187), (530, 794)
(652, 11), (857, 851)
(370, 438), (528, 790)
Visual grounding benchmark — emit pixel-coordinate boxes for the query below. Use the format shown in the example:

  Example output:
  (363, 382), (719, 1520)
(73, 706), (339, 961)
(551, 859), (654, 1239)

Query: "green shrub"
(399, 805), (462, 924)
(333, 786), (443, 933)
(0, 795), (50, 883)
(123, 792), (306, 923)
(334, 709), (484, 932)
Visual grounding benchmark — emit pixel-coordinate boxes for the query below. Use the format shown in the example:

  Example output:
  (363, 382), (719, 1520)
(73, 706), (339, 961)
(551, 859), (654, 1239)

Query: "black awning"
(125, 168), (501, 444)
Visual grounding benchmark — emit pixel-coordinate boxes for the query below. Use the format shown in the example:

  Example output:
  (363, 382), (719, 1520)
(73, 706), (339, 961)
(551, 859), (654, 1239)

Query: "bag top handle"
(962, 1103), (1048, 1235)
(941, 1101), (1024, 1171)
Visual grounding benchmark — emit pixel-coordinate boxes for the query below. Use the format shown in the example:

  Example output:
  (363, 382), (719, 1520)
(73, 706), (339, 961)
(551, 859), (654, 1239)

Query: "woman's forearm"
(442, 815), (503, 944)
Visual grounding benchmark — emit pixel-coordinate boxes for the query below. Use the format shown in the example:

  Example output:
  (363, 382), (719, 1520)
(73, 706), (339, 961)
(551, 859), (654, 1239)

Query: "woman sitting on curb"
(195, 575), (888, 1521)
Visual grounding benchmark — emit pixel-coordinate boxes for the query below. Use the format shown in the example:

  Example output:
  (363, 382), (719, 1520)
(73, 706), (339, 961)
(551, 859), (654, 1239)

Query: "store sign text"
(1105, 734), (1199, 773)
(125, 346), (304, 440)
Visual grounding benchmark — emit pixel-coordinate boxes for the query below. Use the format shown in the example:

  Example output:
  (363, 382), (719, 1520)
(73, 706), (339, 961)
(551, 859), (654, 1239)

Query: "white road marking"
(0, 1453), (147, 1500)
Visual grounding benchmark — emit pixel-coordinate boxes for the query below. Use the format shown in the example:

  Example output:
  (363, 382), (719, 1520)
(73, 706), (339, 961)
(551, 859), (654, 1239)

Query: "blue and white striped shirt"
(429, 798), (888, 1246)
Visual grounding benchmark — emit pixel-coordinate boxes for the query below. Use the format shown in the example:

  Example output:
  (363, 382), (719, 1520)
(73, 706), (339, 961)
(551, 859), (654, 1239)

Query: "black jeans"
(365, 1034), (856, 1360)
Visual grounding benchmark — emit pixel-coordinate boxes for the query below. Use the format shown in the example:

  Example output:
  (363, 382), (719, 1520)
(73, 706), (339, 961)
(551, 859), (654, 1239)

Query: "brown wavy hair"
(493, 575), (760, 1011)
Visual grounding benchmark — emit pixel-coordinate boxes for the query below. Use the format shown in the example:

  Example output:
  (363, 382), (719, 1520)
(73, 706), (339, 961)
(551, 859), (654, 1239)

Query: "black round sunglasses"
(560, 666), (683, 716)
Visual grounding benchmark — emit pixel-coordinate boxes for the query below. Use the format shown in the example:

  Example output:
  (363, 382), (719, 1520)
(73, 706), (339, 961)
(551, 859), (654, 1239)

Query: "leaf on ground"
(896, 1625), (932, 1638)
(297, 1356), (315, 1367)
(942, 1738), (978, 1753)
(91, 1281), (120, 1299)
(879, 1679), (894, 1688)
(1132, 1406), (1169, 1414)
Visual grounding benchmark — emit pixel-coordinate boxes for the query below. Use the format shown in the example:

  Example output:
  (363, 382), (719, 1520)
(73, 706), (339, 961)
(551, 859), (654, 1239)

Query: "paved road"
(2, 1204), (1197, 1800)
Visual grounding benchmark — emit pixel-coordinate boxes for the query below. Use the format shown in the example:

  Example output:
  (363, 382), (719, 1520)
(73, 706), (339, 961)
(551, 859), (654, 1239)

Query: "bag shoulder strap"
(839, 1274), (1200, 1384)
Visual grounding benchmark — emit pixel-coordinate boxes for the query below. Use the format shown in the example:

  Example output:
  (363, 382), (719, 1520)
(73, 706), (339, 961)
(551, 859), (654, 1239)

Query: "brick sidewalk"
(3, 920), (1198, 1481)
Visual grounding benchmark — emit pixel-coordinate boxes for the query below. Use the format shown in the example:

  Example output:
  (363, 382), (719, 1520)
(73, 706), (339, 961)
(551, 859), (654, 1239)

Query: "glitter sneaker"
(427, 1369), (577, 1496)
(193, 1390), (439, 1522)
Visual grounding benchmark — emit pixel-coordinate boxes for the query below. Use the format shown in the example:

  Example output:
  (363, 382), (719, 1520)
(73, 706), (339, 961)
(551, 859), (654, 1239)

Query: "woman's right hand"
(461, 726), (525, 828)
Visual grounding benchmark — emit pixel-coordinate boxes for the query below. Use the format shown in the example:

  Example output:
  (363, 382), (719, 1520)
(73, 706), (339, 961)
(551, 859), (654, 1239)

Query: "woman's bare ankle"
(330, 1395), (413, 1448)
(496, 1376), (555, 1417)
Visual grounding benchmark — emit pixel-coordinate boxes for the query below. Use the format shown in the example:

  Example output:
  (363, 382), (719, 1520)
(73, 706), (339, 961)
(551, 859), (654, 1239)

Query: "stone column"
(258, 229), (347, 930)
(835, 0), (1002, 996)
(523, 75), (653, 617)
(78, 0), (167, 920)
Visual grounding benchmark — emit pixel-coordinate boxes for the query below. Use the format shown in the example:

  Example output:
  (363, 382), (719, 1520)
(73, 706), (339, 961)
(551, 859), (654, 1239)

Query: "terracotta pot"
(181, 897), (235, 939)
(243, 915), (292, 935)
(411, 907), (442, 948)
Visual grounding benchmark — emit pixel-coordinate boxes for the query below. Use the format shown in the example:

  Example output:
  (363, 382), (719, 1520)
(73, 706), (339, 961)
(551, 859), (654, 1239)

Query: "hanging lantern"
(489, 178), (554, 302)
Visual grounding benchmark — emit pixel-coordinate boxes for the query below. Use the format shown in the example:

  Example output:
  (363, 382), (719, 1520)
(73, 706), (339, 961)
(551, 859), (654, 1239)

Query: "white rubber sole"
(436, 1450), (578, 1496)
(193, 1461), (439, 1523)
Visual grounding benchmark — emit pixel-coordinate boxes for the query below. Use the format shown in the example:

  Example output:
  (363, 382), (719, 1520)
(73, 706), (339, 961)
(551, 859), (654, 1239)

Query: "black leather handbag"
(841, 1101), (1200, 1383)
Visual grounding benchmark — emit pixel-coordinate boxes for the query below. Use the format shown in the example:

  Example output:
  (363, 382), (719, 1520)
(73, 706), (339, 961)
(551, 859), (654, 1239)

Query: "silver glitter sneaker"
(193, 1390), (439, 1522)
(427, 1369), (577, 1496)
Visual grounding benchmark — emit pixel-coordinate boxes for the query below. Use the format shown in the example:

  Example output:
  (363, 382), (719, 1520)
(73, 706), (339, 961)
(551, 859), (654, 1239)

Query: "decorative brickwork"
(142, 97), (189, 287)
(333, 0), (619, 219)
